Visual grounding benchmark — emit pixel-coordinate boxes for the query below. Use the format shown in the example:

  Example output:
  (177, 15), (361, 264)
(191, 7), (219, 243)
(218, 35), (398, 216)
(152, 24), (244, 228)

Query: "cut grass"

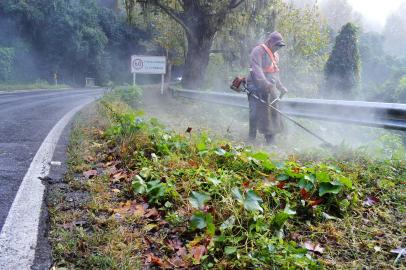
(48, 87), (405, 269)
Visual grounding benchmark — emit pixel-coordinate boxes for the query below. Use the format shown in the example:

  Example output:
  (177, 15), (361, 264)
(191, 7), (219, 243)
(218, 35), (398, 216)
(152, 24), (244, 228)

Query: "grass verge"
(48, 86), (405, 269)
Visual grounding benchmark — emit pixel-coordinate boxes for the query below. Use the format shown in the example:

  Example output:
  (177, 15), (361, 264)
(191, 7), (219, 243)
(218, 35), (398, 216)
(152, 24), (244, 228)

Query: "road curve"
(0, 88), (103, 231)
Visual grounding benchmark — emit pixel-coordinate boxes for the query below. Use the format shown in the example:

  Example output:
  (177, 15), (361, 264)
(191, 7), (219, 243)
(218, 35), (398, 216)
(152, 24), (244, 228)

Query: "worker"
(246, 31), (288, 144)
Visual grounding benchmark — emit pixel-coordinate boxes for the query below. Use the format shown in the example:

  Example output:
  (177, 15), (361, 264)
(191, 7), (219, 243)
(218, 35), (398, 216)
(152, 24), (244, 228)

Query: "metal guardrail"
(170, 87), (406, 131)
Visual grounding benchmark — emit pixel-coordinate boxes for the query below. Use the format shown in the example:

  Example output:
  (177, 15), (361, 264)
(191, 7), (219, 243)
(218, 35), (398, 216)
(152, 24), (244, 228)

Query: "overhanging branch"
(151, 0), (193, 38)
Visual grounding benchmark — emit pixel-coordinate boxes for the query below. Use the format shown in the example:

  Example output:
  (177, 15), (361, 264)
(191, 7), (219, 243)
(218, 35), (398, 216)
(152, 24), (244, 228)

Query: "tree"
(126, 0), (246, 89)
(323, 23), (360, 98)
(0, 0), (149, 85)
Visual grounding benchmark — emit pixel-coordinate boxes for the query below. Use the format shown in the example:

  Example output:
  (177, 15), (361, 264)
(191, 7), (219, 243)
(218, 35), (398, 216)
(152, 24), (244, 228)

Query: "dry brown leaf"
(85, 155), (96, 162)
(168, 256), (188, 268)
(112, 200), (145, 217)
(144, 208), (159, 218)
(83, 169), (97, 179)
(304, 241), (325, 254)
(176, 247), (187, 257)
(145, 253), (171, 269)
(190, 245), (206, 263)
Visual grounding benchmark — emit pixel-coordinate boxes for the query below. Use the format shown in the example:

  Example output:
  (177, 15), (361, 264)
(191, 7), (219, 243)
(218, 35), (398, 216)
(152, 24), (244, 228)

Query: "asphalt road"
(0, 88), (102, 232)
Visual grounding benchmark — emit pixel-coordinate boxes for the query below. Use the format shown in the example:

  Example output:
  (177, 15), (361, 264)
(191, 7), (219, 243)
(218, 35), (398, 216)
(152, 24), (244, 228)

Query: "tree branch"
(150, 0), (193, 38)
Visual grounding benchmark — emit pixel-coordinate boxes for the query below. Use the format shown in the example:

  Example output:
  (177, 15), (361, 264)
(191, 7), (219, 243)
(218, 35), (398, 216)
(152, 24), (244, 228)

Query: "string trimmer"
(231, 77), (333, 148)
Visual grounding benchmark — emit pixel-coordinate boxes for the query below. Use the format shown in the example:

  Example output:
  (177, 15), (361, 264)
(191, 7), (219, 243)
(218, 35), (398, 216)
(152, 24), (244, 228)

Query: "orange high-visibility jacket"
(260, 44), (280, 73)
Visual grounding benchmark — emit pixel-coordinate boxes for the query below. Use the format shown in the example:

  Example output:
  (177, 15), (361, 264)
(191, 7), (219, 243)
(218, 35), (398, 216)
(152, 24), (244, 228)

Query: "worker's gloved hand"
(267, 84), (278, 99)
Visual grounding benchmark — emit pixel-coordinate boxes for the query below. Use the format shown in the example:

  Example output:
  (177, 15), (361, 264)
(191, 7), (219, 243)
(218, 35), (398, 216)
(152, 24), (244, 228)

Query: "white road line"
(0, 100), (94, 269)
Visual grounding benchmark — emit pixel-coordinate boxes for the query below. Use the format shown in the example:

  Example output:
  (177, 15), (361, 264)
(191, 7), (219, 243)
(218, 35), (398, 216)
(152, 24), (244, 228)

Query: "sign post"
(131, 55), (166, 94)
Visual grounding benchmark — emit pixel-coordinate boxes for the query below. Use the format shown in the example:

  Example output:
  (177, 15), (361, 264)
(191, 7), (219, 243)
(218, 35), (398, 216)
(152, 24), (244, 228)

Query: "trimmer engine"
(230, 76), (247, 93)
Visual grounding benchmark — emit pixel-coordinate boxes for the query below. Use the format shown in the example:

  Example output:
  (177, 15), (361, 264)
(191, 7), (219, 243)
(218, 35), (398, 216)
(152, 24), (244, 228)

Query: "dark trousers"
(248, 87), (277, 144)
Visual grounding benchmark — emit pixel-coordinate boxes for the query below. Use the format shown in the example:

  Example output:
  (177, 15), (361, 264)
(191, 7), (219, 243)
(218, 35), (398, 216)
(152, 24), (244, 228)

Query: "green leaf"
(277, 174), (289, 181)
(339, 199), (350, 211)
(189, 191), (211, 209)
(224, 246), (237, 255)
(197, 141), (207, 152)
(146, 180), (166, 203)
(190, 212), (207, 230)
(262, 160), (276, 171)
(304, 174), (316, 184)
(251, 151), (269, 161)
(316, 171), (330, 183)
(298, 177), (314, 191)
(231, 187), (244, 203)
(207, 177), (221, 186)
(190, 211), (215, 235)
(271, 212), (290, 230)
(243, 190), (263, 212)
(338, 176), (352, 188)
(319, 183), (342, 196)
(220, 216), (236, 231)
(132, 175), (147, 194)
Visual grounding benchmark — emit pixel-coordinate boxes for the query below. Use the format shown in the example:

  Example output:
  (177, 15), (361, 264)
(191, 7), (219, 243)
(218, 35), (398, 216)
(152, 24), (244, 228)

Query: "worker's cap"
(267, 31), (286, 47)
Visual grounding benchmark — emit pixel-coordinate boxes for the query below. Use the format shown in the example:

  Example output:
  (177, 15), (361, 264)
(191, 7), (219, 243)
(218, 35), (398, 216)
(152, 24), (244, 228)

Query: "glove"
(267, 84), (278, 99)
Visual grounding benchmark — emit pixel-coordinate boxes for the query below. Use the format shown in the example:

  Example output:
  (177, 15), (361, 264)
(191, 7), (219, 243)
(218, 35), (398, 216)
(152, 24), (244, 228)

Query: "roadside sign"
(131, 55), (166, 74)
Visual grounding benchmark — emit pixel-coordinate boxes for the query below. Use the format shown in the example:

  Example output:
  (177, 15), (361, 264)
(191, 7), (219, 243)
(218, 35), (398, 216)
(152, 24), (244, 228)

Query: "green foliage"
(212, 0), (329, 96)
(0, 0), (149, 85)
(104, 85), (143, 108)
(0, 47), (15, 82)
(189, 191), (211, 209)
(323, 23), (361, 98)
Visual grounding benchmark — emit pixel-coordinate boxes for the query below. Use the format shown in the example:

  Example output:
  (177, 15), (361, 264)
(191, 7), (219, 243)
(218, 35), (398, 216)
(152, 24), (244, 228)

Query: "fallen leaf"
(242, 181), (250, 188)
(168, 239), (183, 250)
(322, 212), (340, 220)
(292, 167), (301, 174)
(276, 181), (286, 189)
(190, 245), (206, 263)
(144, 208), (159, 218)
(145, 253), (171, 268)
(363, 196), (380, 207)
(309, 198), (324, 207)
(85, 155), (96, 162)
(111, 188), (120, 193)
(112, 171), (126, 181)
(83, 169), (97, 179)
(112, 201), (145, 217)
(168, 256), (187, 268)
(176, 247), (187, 257)
(300, 188), (311, 199)
(304, 241), (324, 254)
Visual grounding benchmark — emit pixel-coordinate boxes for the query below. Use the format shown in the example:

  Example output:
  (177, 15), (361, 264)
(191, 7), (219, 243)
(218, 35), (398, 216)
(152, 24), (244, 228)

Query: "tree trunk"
(182, 36), (213, 89)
